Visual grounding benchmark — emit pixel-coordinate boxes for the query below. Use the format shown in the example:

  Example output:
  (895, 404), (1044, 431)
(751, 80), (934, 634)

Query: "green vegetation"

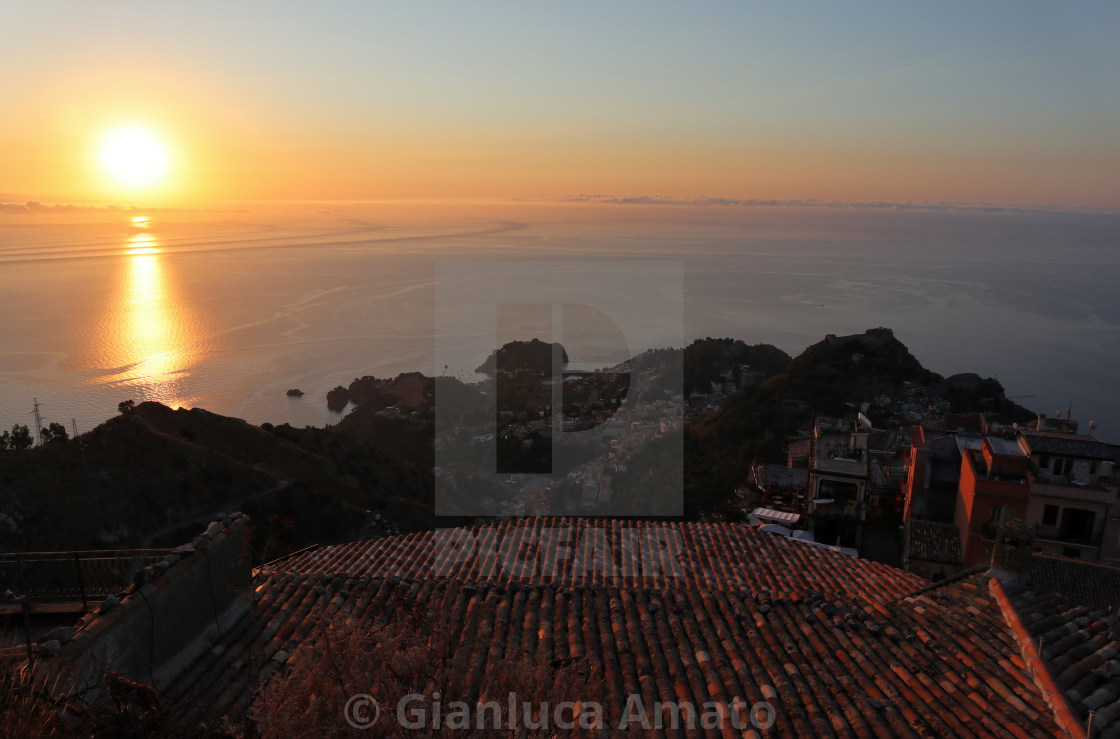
(683, 337), (791, 397)
(0, 424), (33, 451)
(39, 422), (68, 445)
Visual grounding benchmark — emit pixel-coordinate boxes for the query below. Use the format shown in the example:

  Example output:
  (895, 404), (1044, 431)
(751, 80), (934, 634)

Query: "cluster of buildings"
(747, 405), (1119, 584)
(504, 401), (684, 516)
(746, 412), (904, 549)
(437, 369), (684, 515)
(904, 413), (1119, 576)
(568, 402), (683, 512)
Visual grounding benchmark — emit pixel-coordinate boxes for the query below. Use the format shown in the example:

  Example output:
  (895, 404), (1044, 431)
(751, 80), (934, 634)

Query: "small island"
(286, 388), (304, 398)
(326, 385), (351, 411)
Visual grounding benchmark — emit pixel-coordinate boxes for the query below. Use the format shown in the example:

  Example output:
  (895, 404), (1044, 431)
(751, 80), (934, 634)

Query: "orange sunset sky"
(2, 2), (1118, 210)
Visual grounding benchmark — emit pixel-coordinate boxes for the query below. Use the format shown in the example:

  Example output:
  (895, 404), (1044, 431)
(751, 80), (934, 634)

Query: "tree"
(40, 422), (68, 445)
(5, 425), (33, 451)
(118, 399), (136, 415)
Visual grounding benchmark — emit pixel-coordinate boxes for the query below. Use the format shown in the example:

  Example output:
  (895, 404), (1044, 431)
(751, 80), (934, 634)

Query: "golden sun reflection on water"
(127, 232), (159, 256)
(90, 231), (201, 408)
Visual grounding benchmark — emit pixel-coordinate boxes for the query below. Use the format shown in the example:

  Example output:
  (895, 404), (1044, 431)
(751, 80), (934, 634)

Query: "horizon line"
(3, 194), (1119, 217)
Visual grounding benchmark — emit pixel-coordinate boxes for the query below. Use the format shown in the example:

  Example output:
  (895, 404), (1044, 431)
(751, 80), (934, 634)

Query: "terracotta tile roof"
(1031, 555), (1120, 611)
(167, 569), (1063, 737)
(155, 519), (1077, 736)
(268, 519), (926, 603)
(1008, 586), (1120, 736)
(1023, 432), (1113, 461)
(906, 520), (964, 565)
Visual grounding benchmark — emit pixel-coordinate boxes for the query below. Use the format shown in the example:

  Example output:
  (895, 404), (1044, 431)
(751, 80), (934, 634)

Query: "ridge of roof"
(991, 578), (1088, 739)
(888, 564), (989, 604)
(266, 518), (925, 604)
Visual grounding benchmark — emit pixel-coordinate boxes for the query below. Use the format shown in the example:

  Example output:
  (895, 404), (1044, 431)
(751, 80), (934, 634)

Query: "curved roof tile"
(162, 521), (1066, 736)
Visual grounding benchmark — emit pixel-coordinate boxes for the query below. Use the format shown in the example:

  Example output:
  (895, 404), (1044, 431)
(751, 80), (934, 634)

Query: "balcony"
(1035, 527), (1102, 548)
(982, 521), (1102, 548)
(1031, 470), (1113, 493)
(810, 500), (866, 520)
(0, 548), (173, 613)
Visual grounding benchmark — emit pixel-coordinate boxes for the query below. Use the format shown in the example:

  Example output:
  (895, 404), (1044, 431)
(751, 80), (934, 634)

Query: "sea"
(1, 201), (1118, 442)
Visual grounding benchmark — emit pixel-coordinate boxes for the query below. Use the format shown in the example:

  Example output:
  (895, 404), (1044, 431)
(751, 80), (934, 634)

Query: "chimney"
(988, 519), (1034, 586)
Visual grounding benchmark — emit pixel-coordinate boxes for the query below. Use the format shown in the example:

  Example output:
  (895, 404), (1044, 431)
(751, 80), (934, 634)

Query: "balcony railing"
(982, 522), (1102, 548)
(1032, 471), (1113, 492)
(0, 549), (173, 609)
(1036, 529), (1103, 548)
(810, 500), (866, 520)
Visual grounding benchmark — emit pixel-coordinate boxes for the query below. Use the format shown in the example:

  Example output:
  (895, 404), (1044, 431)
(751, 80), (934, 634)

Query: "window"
(1042, 504), (1059, 527)
(1060, 508), (1095, 544)
(1038, 455), (1050, 471)
(990, 505), (1010, 525)
(817, 479), (860, 505)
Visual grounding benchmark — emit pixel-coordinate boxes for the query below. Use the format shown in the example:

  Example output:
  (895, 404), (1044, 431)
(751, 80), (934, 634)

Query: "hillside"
(0, 328), (1039, 554)
(0, 402), (438, 556)
(683, 337), (791, 396)
(475, 338), (569, 375)
(761, 327), (933, 412)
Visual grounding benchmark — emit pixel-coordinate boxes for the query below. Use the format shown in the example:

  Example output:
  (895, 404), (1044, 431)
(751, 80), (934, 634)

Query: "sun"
(98, 125), (171, 190)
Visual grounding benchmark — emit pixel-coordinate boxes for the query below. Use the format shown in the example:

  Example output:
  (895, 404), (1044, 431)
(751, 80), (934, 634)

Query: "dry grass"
(0, 663), (192, 739)
(1, 665), (58, 738)
(252, 592), (612, 738)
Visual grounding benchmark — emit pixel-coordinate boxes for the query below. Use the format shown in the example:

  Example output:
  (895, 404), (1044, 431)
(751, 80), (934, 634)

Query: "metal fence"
(0, 549), (174, 609)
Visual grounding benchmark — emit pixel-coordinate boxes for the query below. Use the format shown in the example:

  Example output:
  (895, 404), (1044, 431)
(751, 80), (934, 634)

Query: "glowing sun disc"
(98, 126), (170, 189)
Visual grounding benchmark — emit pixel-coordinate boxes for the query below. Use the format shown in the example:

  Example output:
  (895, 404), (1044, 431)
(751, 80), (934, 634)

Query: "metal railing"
(0, 549), (173, 609)
(810, 501), (867, 520)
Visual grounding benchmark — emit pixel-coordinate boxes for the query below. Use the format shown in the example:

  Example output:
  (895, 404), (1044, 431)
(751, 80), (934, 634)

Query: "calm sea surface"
(1, 202), (1117, 441)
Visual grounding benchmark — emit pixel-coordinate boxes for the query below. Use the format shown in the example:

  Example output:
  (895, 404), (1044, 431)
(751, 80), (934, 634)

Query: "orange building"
(955, 435), (1031, 566)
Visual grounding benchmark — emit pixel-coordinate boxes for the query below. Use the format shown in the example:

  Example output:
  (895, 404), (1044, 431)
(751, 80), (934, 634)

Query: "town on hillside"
(3, 328), (1120, 736)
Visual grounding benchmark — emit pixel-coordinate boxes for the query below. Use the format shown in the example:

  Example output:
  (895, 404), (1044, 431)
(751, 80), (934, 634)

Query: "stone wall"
(33, 514), (252, 698)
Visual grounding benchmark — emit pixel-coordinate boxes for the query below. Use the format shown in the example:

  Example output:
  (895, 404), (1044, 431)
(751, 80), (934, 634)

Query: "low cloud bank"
(540, 194), (1116, 215)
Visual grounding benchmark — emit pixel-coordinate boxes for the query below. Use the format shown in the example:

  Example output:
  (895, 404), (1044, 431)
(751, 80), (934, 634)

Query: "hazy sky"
(2, 1), (1118, 208)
